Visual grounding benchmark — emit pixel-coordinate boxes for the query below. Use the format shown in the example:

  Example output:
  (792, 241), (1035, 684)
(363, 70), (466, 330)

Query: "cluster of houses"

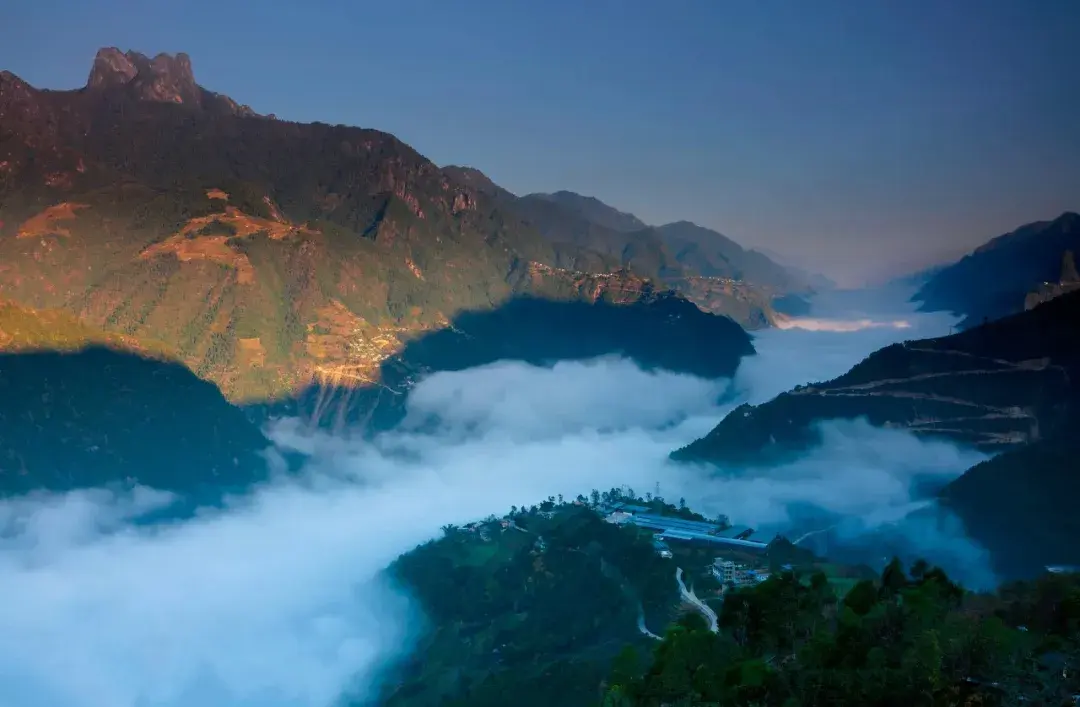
(712, 559), (771, 587)
(601, 501), (773, 589)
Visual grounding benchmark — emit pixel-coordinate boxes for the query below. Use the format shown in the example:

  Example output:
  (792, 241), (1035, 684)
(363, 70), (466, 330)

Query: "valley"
(0, 22), (1078, 707)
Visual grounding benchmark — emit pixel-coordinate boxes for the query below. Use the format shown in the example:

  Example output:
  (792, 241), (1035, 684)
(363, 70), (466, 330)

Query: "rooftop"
(656, 529), (768, 549)
(628, 513), (723, 535)
(713, 525), (754, 539)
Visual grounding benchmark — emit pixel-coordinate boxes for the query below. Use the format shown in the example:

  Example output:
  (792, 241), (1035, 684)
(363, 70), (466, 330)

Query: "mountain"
(0, 49), (756, 411)
(651, 221), (801, 289)
(85, 47), (256, 117)
(672, 290), (1080, 577)
(525, 189), (648, 233)
(440, 168), (789, 327)
(0, 301), (269, 498)
(913, 212), (1080, 326)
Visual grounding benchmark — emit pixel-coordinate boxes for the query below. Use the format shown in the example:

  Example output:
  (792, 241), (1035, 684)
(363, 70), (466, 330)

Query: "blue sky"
(3, 0), (1078, 284)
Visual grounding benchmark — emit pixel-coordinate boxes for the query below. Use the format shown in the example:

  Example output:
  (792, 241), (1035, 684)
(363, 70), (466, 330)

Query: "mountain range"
(0, 48), (813, 422)
(2, 47), (1077, 578)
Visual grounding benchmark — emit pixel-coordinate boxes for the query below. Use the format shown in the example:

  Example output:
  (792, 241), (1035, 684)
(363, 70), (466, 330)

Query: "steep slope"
(0, 50), (755, 406)
(914, 212), (1080, 326)
(0, 301), (269, 497)
(674, 290), (1080, 466)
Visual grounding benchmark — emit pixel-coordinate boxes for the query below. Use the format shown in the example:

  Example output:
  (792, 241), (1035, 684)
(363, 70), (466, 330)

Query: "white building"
(713, 559), (770, 587)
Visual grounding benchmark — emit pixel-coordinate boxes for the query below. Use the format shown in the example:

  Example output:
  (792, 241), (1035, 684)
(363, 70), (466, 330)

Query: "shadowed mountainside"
(0, 344), (269, 497)
(256, 292), (755, 432)
(937, 412), (1080, 577)
(914, 212), (1080, 326)
(0, 299), (268, 497)
(673, 290), (1080, 467)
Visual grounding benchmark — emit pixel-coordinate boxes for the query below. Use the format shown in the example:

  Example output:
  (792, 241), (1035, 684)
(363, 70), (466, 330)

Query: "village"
(597, 500), (776, 591)
(452, 490), (781, 595)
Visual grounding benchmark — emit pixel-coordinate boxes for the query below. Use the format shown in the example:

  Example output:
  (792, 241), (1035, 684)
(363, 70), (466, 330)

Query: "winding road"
(676, 567), (718, 633)
(637, 605), (661, 640)
(792, 525), (835, 546)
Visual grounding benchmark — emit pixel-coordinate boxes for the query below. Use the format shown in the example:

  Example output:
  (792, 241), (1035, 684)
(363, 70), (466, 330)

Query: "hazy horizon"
(3, 0), (1078, 285)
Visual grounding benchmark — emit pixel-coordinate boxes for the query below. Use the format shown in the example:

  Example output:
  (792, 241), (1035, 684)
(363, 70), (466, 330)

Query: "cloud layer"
(0, 287), (988, 707)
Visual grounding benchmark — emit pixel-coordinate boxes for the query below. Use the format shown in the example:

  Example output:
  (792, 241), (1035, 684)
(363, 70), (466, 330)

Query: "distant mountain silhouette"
(914, 212), (1080, 326)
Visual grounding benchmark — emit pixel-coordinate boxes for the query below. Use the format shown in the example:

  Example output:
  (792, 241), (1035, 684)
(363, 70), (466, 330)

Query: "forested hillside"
(604, 562), (1080, 706)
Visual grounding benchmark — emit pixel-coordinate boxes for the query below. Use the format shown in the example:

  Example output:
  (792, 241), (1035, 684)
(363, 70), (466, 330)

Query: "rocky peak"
(84, 47), (254, 116)
(86, 47), (140, 88)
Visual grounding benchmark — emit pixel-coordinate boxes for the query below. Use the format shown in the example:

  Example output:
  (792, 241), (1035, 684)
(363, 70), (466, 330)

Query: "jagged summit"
(84, 47), (255, 117)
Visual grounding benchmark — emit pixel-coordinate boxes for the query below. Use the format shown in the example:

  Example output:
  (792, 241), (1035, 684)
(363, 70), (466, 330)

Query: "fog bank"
(0, 288), (989, 707)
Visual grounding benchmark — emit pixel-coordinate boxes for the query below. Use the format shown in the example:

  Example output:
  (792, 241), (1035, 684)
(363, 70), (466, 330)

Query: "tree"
(843, 579), (878, 616)
(678, 497), (687, 510)
(909, 558), (930, 581)
(590, 489), (601, 506)
(880, 556), (909, 599)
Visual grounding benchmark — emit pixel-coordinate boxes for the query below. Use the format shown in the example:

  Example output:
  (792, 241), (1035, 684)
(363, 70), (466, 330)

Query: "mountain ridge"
(914, 211), (1080, 326)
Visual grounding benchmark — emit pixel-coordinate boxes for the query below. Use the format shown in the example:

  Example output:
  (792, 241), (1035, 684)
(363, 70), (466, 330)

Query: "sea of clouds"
(0, 284), (995, 707)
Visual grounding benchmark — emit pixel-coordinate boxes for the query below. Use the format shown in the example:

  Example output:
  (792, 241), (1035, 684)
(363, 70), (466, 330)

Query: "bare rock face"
(86, 47), (140, 89)
(85, 47), (255, 117)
